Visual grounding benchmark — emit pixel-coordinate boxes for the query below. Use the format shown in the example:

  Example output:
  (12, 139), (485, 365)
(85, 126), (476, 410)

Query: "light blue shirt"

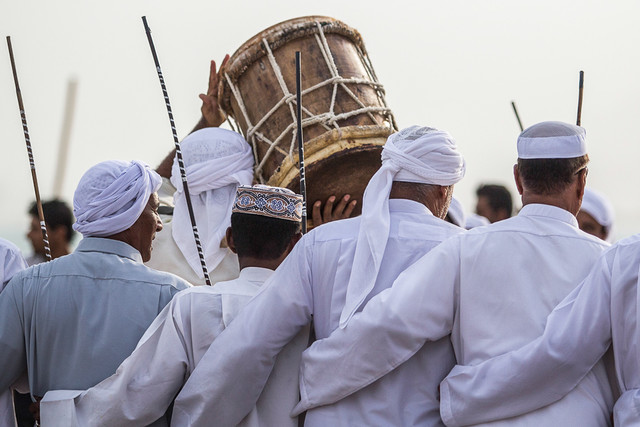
(0, 237), (189, 396)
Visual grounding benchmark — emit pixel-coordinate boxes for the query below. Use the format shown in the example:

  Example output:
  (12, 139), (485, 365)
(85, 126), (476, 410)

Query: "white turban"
(73, 160), (162, 237)
(170, 128), (254, 278)
(581, 187), (615, 241)
(339, 126), (465, 327)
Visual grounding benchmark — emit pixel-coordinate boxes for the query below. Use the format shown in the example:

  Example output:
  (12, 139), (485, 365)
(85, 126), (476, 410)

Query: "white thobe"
(172, 199), (466, 426)
(440, 233), (640, 426)
(40, 267), (307, 427)
(295, 204), (615, 426)
(145, 178), (239, 286)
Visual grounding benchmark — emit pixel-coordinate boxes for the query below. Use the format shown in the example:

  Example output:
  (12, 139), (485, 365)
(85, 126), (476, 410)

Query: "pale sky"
(2, 0), (638, 252)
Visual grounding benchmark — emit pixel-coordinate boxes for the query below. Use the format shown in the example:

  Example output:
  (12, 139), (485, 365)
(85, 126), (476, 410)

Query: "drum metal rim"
(266, 124), (392, 189)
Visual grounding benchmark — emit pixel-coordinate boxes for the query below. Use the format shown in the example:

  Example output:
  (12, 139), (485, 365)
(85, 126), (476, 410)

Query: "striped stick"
(7, 36), (52, 261)
(295, 51), (308, 234)
(141, 17), (212, 285)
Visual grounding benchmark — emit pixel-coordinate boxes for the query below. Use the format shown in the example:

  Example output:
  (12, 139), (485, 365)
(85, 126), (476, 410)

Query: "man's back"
(0, 237), (187, 396)
(304, 199), (464, 425)
(449, 204), (613, 424)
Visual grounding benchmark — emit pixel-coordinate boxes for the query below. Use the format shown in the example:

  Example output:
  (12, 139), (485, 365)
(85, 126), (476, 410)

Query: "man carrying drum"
(170, 125), (467, 426)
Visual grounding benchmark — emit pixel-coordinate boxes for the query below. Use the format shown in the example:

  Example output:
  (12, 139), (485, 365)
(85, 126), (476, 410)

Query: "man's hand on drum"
(312, 195), (357, 226)
(193, 54), (230, 131)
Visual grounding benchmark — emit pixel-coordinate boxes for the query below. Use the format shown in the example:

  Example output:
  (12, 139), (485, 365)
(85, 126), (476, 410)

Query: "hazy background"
(2, 0), (638, 253)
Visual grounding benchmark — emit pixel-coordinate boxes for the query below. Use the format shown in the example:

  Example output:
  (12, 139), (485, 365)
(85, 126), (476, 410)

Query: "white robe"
(440, 233), (640, 426)
(145, 178), (239, 286)
(40, 267), (307, 427)
(172, 199), (465, 426)
(295, 204), (615, 426)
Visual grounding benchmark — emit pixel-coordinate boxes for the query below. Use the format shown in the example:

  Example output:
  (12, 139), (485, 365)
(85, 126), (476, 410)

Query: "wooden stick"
(576, 71), (584, 126)
(7, 36), (52, 261)
(53, 78), (78, 198)
(141, 17), (212, 286)
(511, 101), (524, 132)
(295, 51), (307, 234)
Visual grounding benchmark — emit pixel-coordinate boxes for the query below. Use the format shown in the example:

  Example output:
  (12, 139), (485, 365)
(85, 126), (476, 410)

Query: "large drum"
(219, 16), (397, 224)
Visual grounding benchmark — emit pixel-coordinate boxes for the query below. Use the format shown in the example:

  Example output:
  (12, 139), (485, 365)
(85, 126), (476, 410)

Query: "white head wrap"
(517, 121), (587, 159)
(170, 128), (254, 278)
(465, 213), (490, 229)
(339, 125), (465, 327)
(446, 196), (466, 228)
(581, 187), (615, 241)
(73, 160), (161, 237)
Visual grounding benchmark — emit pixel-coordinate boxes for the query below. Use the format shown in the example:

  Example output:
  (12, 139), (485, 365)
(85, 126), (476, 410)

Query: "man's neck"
(521, 193), (579, 216)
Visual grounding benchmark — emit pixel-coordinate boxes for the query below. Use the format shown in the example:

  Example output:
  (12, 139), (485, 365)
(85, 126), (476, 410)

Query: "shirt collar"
(388, 198), (434, 216)
(518, 203), (579, 227)
(75, 237), (143, 263)
(238, 266), (274, 283)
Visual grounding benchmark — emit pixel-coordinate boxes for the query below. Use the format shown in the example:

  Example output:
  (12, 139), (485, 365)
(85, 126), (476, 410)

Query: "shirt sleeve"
(171, 237), (315, 426)
(1, 244), (28, 292)
(0, 277), (27, 390)
(439, 251), (614, 426)
(46, 294), (201, 426)
(293, 237), (460, 415)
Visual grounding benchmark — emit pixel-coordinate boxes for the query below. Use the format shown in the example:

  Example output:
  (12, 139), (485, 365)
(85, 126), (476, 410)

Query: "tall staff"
(511, 101), (524, 132)
(576, 70), (584, 126)
(295, 51), (308, 234)
(7, 36), (52, 261)
(141, 17), (212, 286)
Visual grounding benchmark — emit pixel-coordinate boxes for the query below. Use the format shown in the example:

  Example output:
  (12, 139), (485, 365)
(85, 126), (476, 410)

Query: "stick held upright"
(511, 101), (524, 132)
(576, 70), (584, 126)
(7, 36), (52, 261)
(141, 17), (212, 286)
(295, 51), (308, 234)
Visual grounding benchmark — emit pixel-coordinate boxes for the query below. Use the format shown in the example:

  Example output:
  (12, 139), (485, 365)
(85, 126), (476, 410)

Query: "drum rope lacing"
(224, 20), (395, 183)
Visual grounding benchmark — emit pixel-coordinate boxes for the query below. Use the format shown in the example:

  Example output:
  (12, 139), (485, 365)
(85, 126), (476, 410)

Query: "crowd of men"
(0, 57), (635, 427)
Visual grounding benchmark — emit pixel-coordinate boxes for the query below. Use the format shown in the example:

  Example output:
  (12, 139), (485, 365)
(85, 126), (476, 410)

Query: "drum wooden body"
(219, 16), (397, 221)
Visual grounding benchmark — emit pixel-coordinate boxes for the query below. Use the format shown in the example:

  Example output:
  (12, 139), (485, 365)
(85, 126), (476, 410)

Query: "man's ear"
(225, 227), (237, 254)
(576, 168), (588, 202)
(513, 164), (524, 195)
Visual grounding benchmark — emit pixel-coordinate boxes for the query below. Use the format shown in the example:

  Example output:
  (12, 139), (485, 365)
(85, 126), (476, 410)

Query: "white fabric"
(340, 126), (465, 327)
(446, 196), (465, 228)
(439, 233), (640, 426)
(517, 121), (587, 159)
(73, 160), (161, 237)
(171, 128), (253, 278)
(465, 213), (490, 229)
(172, 199), (465, 426)
(581, 187), (615, 240)
(146, 203), (239, 286)
(296, 204), (615, 426)
(40, 267), (306, 427)
(0, 238), (27, 293)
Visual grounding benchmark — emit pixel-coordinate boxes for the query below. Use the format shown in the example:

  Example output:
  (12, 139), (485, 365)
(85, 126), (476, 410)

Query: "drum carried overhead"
(219, 16), (397, 224)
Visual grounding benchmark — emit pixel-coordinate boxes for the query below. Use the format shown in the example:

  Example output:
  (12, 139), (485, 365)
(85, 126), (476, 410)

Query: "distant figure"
(26, 200), (74, 265)
(465, 213), (490, 229)
(578, 187), (615, 242)
(446, 196), (490, 230)
(475, 184), (513, 223)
